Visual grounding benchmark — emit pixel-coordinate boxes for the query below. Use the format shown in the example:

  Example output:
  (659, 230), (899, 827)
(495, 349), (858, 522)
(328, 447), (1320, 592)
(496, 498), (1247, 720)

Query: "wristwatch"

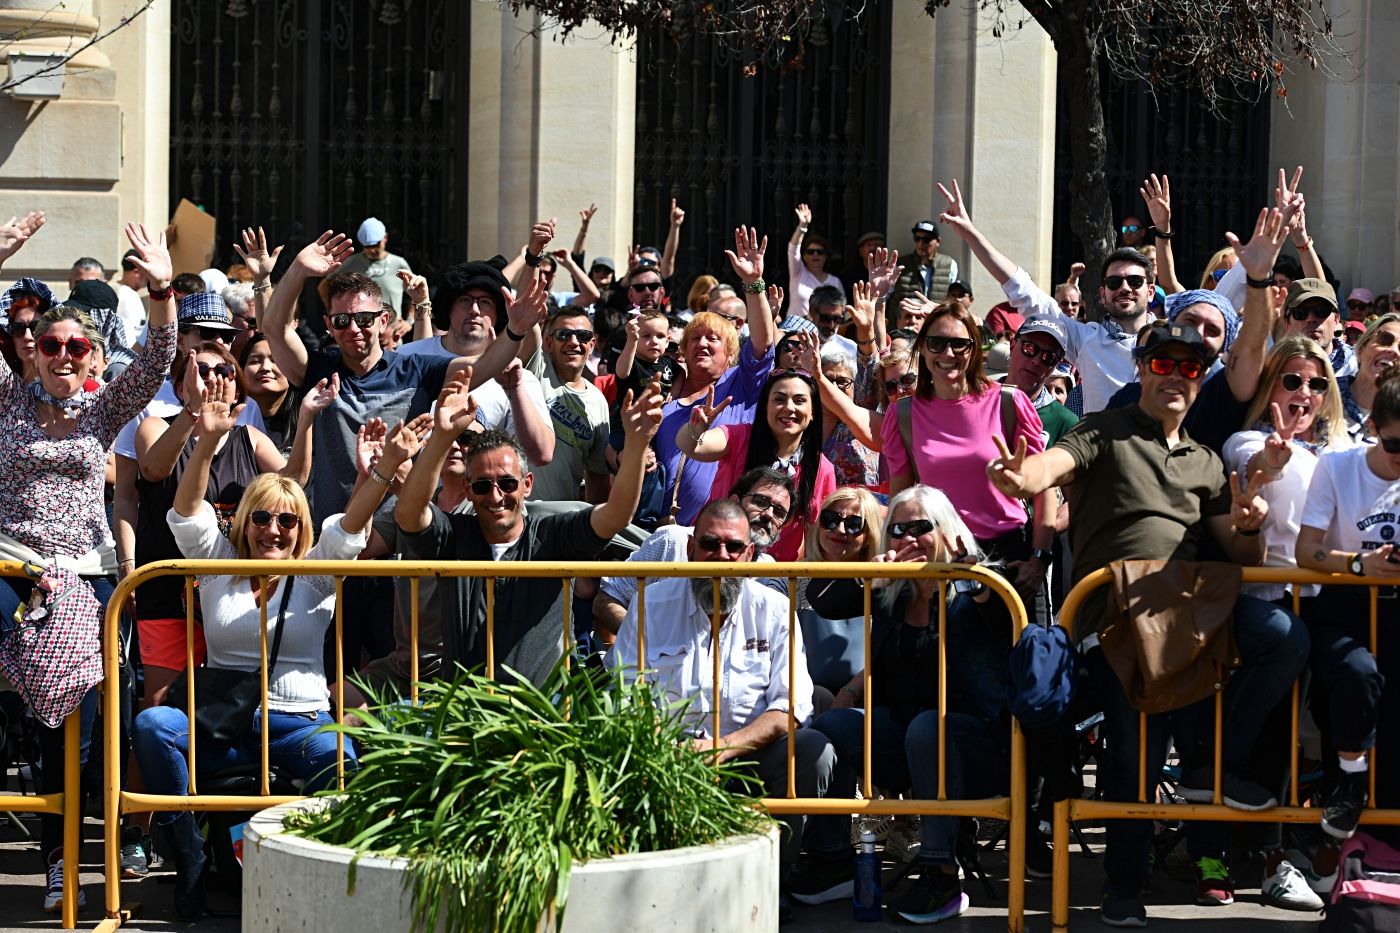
(1029, 548), (1053, 564)
(1349, 553), (1366, 576)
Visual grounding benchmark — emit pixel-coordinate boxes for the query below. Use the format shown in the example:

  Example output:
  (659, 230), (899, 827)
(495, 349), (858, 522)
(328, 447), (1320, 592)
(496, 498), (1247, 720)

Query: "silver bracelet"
(252, 281), (272, 294)
(368, 468), (394, 487)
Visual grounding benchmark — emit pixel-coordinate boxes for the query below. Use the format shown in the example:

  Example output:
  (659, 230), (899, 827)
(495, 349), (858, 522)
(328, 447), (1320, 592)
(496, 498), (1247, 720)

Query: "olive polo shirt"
(1054, 405), (1231, 643)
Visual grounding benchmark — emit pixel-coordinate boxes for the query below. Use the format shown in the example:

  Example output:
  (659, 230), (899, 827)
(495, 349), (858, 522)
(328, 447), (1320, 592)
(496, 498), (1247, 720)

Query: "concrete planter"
(243, 799), (780, 932)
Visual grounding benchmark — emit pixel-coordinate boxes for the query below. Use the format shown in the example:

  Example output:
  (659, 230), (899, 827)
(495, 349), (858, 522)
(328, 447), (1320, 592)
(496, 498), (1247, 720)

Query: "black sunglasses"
(695, 534), (749, 556)
(1016, 338), (1064, 366)
(819, 509), (865, 535)
(470, 475), (521, 496)
(250, 510), (300, 530)
(1381, 436), (1400, 455)
(912, 235), (934, 245)
(1280, 372), (1329, 394)
(180, 325), (232, 342)
(1103, 274), (1147, 291)
(196, 361), (237, 380)
(818, 312), (845, 325)
(1372, 330), (1400, 349)
(551, 328), (594, 344)
(1287, 304), (1334, 322)
(884, 372), (918, 394)
(924, 335), (974, 355)
(629, 281), (662, 292)
(777, 339), (801, 355)
(7, 320), (33, 337)
(889, 519), (935, 539)
(828, 375), (854, 391)
(804, 248), (827, 256)
(743, 492), (789, 522)
(328, 311), (380, 330)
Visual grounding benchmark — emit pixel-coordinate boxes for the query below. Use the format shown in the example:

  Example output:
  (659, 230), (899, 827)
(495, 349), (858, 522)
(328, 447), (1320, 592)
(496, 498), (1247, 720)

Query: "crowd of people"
(0, 162), (1397, 927)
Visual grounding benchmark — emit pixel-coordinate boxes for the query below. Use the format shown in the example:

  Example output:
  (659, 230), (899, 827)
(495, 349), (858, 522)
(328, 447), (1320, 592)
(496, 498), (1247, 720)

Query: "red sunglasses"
(36, 336), (92, 360)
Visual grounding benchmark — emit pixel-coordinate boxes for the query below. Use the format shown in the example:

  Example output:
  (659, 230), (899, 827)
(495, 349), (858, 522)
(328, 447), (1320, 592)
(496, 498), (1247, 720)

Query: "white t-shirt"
(114, 379), (265, 460)
(1301, 445), (1400, 555)
(1224, 429), (1344, 600)
(396, 336), (550, 445)
(115, 283), (147, 345)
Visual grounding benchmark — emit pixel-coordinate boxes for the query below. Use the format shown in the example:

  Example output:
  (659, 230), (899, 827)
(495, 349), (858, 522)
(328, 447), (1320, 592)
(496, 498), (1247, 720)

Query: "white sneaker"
(1285, 846), (1338, 896)
(1262, 859), (1325, 911)
(42, 858), (86, 914)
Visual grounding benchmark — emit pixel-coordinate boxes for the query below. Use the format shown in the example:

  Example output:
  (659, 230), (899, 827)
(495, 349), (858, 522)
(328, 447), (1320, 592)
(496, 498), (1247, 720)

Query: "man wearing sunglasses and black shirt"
(988, 320), (1310, 928)
(395, 374), (664, 689)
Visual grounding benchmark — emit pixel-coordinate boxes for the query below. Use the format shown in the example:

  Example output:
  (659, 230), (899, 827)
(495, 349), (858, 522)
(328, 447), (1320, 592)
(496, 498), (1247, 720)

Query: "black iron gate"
(633, 7), (892, 297)
(1051, 70), (1272, 291)
(169, 0), (469, 280)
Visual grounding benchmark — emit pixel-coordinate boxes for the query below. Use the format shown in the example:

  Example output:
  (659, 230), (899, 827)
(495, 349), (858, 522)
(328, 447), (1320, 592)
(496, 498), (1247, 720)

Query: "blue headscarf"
(1164, 289), (1240, 355)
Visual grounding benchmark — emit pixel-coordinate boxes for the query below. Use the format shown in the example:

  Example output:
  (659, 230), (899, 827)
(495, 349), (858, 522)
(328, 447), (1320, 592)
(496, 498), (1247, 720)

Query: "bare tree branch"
(0, 0), (156, 93)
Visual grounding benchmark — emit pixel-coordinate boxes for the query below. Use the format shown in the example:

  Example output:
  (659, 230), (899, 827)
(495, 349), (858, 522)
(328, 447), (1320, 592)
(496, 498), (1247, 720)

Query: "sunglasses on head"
(744, 492), (789, 521)
(328, 311), (380, 330)
(1280, 372), (1328, 394)
(1016, 338), (1064, 366)
(629, 280), (662, 292)
(924, 335), (974, 355)
(6, 319), (33, 337)
(1287, 304), (1333, 322)
(1380, 435), (1400, 455)
(819, 509), (865, 535)
(1145, 356), (1205, 380)
(1103, 274), (1147, 291)
(889, 519), (935, 539)
(250, 509), (300, 530)
(551, 327), (594, 344)
(180, 325), (232, 342)
(695, 534), (749, 556)
(470, 475), (522, 496)
(36, 335), (91, 359)
(197, 361), (237, 380)
(884, 372), (918, 394)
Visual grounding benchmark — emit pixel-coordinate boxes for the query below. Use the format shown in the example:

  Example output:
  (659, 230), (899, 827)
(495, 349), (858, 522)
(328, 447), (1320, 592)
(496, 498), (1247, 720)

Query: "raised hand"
(355, 418), (388, 477)
(579, 203), (598, 225)
(792, 329), (820, 376)
(622, 375), (666, 443)
(380, 418), (427, 471)
(724, 226), (767, 284)
(626, 244), (642, 273)
(1067, 262), (1085, 285)
(1139, 174), (1172, 234)
(124, 222), (174, 289)
(849, 280), (878, 332)
(624, 316), (641, 345)
(528, 217), (557, 256)
(397, 269), (429, 306)
(899, 294), (934, 322)
(434, 375), (479, 436)
(233, 226), (284, 281)
(1229, 469), (1269, 532)
(670, 198), (686, 226)
(866, 246), (903, 297)
(1275, 166), (1305, 225)
(504, 275), (548, 334)
(1224, 207), (1289, 283)
(0, 211), (44, 267)
(197, 377), (242, 437)
(986, 434), (1029, 498)
(766, 283), (785, 314)
(497, 357), (525, 391)
(294, 230), (354, 278)
(687, 384), (732, 436)
(299, 373), (340, 417)
(794, 203), (813, 227)
(1261, 401), (1301, 474)
(936, 180), (975, 240)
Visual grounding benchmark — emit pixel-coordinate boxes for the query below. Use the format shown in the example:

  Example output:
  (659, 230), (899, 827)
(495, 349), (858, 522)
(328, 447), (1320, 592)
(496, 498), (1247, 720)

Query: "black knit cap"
(437, 256), (510, 329)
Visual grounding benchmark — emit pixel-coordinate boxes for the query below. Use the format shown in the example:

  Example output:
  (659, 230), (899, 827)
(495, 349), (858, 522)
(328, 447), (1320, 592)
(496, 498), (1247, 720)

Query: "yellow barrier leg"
(1051, 798), (1070, 932)
(62, 709), (80, 929)
(1007, 722), (1026, 933)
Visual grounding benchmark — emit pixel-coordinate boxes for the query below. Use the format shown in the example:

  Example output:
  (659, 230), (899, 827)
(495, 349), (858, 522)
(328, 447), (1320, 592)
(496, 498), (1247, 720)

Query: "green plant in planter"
(285, 664), (773, 933)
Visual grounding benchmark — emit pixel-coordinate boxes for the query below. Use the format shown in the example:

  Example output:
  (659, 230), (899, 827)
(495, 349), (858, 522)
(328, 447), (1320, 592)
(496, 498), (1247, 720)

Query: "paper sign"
(167, 198), (217, 277)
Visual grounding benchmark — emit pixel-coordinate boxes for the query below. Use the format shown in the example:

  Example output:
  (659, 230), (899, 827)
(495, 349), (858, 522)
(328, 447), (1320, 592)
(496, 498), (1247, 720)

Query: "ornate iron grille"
(633, 8), (892, 297)
(1051, 68), (1272, 294)
(170, 0), (468, 280)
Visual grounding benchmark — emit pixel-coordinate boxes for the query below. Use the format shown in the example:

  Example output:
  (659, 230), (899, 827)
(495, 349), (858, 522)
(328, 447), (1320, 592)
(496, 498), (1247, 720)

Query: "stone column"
(1269, 0), (1400, 297)
(886, 0), (1058, 311)
(468, 3), (636, 265)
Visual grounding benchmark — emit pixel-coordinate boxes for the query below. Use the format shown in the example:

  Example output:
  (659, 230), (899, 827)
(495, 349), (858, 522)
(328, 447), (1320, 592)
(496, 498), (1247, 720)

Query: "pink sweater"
(880, 386), (1045, 541)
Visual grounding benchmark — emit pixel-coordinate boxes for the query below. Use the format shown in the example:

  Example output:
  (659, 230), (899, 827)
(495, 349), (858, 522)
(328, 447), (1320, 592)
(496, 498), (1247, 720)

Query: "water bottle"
(852, 828), (883, 921)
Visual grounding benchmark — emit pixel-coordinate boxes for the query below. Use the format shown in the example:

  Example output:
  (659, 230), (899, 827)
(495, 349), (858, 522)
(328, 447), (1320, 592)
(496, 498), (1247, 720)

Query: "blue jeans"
(1089, 593), (1309, 895)
(807, 706), (1006, 865)
(132, 704), (354, 821)
(0, 573), (113, 863)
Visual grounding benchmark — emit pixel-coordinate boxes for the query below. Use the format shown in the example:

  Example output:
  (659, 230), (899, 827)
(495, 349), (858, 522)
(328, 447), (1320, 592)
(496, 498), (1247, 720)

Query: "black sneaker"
(1322, 770), (1369, 840)
(120, 824), (149, 878)
(789, 852), (855, 905)
(1100, 890), (1147, 928)
(1177, 766), (1277, 810)
(1025, 834), (1054, 879)
(890, 866), (968, 924)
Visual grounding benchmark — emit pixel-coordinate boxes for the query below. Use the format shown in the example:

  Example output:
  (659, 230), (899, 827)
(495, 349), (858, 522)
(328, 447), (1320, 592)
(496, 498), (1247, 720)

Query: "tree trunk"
(1055, 27), (1116, 322)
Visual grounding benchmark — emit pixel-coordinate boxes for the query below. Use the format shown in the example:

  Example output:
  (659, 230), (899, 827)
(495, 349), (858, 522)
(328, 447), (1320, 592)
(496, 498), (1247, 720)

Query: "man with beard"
(607, 497), (833, 914)
(933, 179), (1154, 413)
(591, 468), (795, 645)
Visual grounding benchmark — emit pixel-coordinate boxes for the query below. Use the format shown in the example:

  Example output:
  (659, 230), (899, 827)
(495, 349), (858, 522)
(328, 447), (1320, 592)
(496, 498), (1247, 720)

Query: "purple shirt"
(657, 340), (775, 525)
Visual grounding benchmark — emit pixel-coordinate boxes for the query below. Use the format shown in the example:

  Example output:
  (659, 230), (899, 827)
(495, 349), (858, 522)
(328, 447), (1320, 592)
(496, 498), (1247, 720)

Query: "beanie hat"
(437, 256), (510, 329)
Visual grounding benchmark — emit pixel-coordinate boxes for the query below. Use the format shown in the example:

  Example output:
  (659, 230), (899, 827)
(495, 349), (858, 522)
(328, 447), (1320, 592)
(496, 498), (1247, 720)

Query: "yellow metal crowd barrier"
(93, 558), (1028, 932)
(1051, 567), (1400, 932)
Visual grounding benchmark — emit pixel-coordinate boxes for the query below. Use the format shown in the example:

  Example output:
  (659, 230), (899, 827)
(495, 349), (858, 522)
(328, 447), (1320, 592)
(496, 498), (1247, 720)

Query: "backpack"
(896, 384), (1018, 484)
(1321, 830), (1400, 932)
(1008, 623), (1083, 801)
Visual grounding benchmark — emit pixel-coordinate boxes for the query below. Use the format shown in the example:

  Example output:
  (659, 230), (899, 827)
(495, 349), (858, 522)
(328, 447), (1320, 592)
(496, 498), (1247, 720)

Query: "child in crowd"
(609, 308), (679, 529)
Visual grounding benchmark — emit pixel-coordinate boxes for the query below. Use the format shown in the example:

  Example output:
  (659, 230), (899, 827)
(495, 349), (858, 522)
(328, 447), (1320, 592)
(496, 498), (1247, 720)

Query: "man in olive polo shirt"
(988, 321), (1310, 927)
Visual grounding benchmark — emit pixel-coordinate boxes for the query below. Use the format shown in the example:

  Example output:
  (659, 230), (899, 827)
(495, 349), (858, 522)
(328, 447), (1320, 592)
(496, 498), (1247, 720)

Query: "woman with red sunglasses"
(0, 219), (177, 910)
(132, 379), (406, 919)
